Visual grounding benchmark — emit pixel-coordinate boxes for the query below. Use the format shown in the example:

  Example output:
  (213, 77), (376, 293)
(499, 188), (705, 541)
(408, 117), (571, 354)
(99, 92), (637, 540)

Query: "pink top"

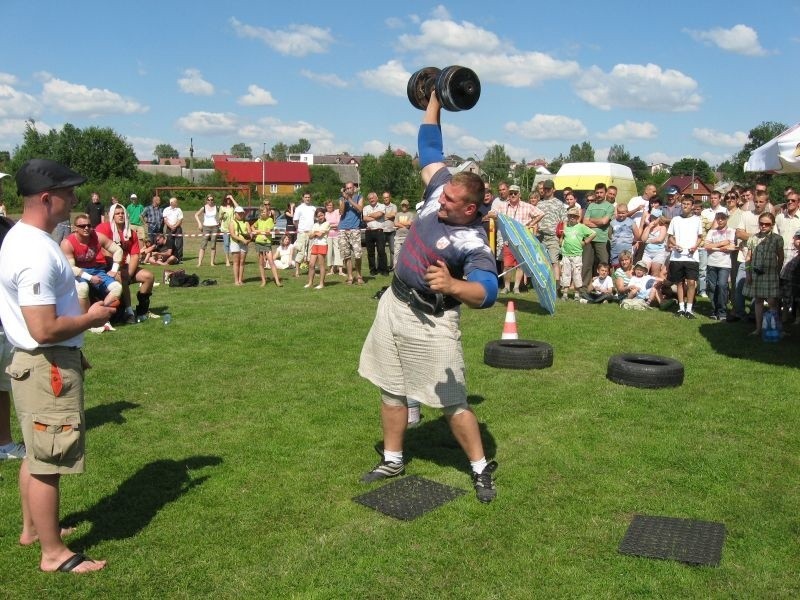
(325, 209), (340, 238)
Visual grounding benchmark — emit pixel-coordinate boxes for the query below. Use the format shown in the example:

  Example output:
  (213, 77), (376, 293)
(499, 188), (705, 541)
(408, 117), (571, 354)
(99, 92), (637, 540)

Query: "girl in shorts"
(305, 209), (330, 289)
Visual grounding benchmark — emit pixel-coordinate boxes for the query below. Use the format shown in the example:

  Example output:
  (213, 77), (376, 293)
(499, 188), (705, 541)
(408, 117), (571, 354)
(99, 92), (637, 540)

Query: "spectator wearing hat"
(0, 158), (116, 573)
(703, 212), (737, 320)
(662, 186), (683, 219)
(559, 207), (595, 300)
(194, 194), (220, 266)
(126, 193), (145, 241)
(623, 260), (661, 307)
(498, 184), (542, 293)
(536, 179), (567, 282)
(162, 197), (184, 262)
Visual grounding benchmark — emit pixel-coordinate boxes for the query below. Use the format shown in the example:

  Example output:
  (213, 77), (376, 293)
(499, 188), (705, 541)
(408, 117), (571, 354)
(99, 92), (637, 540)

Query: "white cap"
(130, 193), (137, 199)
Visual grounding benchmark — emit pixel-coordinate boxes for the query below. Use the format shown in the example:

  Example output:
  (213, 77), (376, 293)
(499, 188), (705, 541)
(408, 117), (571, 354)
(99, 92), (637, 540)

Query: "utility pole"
(189, 137), (194, 183)
(262, 142), (266, 199)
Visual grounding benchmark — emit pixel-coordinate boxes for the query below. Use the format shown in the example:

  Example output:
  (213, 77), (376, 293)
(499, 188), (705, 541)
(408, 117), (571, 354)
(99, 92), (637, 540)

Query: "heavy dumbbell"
(406, 66), (481, 112)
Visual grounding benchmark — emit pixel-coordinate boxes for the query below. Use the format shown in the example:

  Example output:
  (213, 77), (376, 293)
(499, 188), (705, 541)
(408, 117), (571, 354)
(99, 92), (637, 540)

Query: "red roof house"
(213, 155), (311, 196)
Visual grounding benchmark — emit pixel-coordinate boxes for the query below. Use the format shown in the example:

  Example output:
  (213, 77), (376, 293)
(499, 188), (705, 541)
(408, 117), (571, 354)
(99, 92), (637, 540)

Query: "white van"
(553, 162), (638, 206)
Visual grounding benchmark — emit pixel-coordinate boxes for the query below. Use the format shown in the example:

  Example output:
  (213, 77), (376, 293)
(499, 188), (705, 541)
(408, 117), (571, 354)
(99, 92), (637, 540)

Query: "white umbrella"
(744, 123), (800, 173)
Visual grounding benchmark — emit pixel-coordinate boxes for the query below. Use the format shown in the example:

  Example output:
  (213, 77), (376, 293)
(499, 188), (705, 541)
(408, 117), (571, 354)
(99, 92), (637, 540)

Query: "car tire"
(606, 354), (684, 389)
(484, 339), (554, 370)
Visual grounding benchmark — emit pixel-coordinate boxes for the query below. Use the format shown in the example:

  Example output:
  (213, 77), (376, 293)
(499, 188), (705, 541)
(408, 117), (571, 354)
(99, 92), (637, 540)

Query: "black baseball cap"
(15, 159), (86, 196)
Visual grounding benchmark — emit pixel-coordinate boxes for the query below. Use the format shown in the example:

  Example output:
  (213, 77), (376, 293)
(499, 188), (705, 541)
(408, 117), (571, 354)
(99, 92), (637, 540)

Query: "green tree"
(607, 144), (631, 164)
(303, 165), (345, 201)
(288, 138), (311, 154)
(11, 122), (137, 182)
(360, 147), (421, 199)
(567, 141), (595, 162)
(154, 143), (179, 159)
(670, 158), (715, 184)
(482, 144), (512, 184)
(271, 142), (288, 162)
(730, 121), (789, 183)
(230, 143), (253, 159)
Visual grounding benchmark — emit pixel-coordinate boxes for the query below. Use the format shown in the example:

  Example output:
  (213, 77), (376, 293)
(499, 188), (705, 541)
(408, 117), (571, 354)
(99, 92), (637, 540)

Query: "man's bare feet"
(20, 526), (76, 546)
(41, 552), (107, 574)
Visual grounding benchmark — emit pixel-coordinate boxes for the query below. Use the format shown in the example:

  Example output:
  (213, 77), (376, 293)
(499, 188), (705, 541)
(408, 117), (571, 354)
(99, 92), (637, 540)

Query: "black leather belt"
(391, 276), (459, 316)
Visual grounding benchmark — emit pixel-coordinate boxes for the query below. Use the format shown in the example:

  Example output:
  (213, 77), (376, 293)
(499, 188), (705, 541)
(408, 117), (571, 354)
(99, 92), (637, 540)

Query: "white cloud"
(430, 5), (451, 19)
(597, 121), (658, 140)
(684, 24), (768, 57)
(506, 114), (587, 140)
(363, 140), (389, 155)
(574, 63), (702, 111)
(300, 69), (348, 88)
(0, 118), (54, 144)
(384, 17), (405, 29)
(237, 117), (337, 154)
(645, 151), (682, 165)
(389, 121), (418, 137)
(238, 84), (277, 106)
(358, 60), (410, 97)
(0, 83), (40, 118)
(41, 77), (147, 116)
(699, 151), (732, 167)
(397, 18), (579, 87)
(230, 17), (333, 57)
(691, 127), (748, 147)
(0, 73), (18, 85)
(178, 68), (214, 96)
(127, 135), (168, 159)
(175, 111), (238, 135)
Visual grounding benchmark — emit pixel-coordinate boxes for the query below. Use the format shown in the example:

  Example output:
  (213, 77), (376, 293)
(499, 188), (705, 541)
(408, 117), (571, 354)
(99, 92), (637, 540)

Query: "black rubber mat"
(619, 514), (726, 566)
(354, 475), (465, 520)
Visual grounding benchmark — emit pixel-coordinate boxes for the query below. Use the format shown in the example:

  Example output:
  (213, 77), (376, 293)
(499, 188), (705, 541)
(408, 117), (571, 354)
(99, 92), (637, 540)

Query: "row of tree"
(2, 120), (797, 211)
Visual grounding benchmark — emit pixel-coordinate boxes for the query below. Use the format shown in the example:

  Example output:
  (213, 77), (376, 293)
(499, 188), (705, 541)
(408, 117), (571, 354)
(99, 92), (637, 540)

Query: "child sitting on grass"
(559, 207), (595, 300)
(582, 262), (614, 303)
(622, 260), (662, 309)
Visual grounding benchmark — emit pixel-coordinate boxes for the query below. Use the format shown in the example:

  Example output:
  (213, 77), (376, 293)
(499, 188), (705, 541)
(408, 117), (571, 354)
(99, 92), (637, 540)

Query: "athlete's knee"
(441, 402), (470, 416)
(381, 389), (407, 407)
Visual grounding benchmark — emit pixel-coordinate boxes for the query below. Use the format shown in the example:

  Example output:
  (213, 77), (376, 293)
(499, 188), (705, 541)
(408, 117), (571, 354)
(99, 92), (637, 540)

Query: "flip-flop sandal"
(345, 279), (354, 285)
(55, 553), (96, 573)
(356, 278), (365, 285)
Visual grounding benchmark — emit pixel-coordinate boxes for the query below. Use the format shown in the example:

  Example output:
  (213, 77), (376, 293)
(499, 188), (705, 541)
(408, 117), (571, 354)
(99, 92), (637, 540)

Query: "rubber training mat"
(618, 514), (726, 566)
(354, 475), (465, 520)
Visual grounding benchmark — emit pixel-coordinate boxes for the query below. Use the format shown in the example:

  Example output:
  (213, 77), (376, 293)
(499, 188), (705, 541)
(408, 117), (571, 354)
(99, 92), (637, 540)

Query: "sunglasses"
(75, 224), (93, 229)
(759, 221), (773, 226)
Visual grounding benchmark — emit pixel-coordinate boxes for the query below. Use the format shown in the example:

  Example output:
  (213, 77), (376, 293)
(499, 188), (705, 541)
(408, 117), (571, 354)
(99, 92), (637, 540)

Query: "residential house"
(661, 175), (714, 203)
(213, 155), (311, 196)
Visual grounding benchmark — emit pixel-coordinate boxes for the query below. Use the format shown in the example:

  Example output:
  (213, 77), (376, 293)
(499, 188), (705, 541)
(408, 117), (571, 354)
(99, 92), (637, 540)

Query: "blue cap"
(666, 186), (679, 196)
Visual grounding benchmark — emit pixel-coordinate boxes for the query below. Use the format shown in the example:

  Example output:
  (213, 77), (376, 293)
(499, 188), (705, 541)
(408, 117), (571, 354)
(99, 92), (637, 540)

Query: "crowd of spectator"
(38, 179), (800, 336)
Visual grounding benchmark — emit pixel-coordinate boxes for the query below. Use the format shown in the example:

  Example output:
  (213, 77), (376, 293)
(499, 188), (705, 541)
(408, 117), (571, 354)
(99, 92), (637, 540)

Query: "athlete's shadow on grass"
(84, 400), (139, 431)
(400, 367), (497, 473)
(63, 455), (222, 551)
(697, 322), (800, 366)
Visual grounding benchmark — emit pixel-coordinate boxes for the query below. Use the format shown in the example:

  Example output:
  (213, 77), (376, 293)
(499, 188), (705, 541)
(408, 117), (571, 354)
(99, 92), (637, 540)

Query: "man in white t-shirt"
(626, 184), (657, 222)
(0, 159), (116, 573)
(293, 192), (317, 267)
(161, 197), (184, 261)
(667, 196), (703, 318)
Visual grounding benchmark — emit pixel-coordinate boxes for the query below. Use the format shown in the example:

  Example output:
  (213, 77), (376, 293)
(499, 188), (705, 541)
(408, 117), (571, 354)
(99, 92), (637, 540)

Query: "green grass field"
(1, 239), (799, 599)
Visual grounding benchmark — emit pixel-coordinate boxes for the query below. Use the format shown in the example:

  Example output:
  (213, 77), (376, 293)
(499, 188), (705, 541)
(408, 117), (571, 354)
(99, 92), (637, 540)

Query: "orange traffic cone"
(502, 301), (518, 340)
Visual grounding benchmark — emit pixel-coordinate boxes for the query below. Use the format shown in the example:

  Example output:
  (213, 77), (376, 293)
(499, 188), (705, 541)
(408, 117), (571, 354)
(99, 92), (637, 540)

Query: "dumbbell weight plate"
(436, 66), (481, 112)
(407, 67), (441, 110)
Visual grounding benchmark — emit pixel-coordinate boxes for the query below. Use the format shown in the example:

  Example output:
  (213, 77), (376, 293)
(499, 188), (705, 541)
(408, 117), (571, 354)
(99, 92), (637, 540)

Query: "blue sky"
(1, 1), (797, 168)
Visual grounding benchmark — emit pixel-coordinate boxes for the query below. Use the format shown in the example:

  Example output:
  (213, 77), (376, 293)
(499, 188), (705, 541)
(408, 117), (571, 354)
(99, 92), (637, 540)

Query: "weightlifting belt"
(391, 276), (459, 316)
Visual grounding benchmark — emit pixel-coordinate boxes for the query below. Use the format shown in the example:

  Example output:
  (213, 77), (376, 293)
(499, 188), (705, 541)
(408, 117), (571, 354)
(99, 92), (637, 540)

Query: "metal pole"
(262, 142), (266, 199)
